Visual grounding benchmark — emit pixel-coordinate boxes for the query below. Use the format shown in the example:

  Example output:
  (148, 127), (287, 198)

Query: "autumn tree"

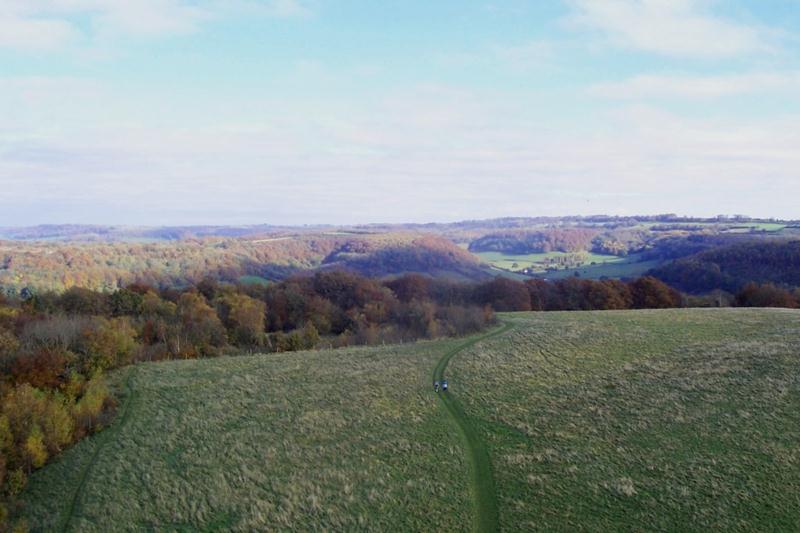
(215, 292), (266, 347)
(474, 277), (532, 312)
(630, 276), (681, 309)
(109, 288), (144, 317)
(59, 287), (109, 315)
(9, 349), (69, 389)
(386, 274), (430, 302)
(735, 283), (797, 308)
(176, 292), (227, 357)
(76, 317), (138, 373)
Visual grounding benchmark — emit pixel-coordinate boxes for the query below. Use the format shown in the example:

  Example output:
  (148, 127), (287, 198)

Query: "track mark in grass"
(433, 321), (515, 533)
(59, 367), (138, 533)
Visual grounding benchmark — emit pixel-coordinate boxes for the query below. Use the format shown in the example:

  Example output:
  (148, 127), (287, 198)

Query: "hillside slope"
(20, 309), (800, 531)
(451, 309), (800, 530)
(22, 338), (474, 531)
(650, 240), (800, 293)
(0, 233), (485, 292)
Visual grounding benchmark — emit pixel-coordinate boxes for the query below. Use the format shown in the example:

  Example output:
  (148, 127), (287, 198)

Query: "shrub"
(735, 283), (797, 308)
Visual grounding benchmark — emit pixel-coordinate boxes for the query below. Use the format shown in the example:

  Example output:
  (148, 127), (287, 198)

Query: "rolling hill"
(650, 240), (800, 293)
(0, 233), (487, 293)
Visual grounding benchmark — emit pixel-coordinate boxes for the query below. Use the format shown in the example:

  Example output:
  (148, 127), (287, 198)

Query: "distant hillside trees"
(468, 228), (599, 254)
(522, 276), (679, 311)
(650, 240), (800, 293)
(735, 283), (798, 308)
(0, 233), (486, 295)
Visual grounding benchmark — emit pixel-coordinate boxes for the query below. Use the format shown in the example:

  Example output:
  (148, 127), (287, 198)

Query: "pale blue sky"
(1, 0), (799, 225)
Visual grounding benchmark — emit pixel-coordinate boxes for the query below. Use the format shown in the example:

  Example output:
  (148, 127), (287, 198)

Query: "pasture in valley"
(475, 250), (659, 280)
(531, 256), (662, 280)
(21, 309), (800, 531)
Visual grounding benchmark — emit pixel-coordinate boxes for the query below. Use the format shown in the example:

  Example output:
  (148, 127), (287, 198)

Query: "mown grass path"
(432, 321), (515, 533)
(59, 367), (138, 533)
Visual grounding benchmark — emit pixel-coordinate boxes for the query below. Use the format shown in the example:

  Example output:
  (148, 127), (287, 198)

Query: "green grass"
(476, 250), (661, 280)
(476, 250), (620, 272)
(237, 275), (272, 286)
(21, 309), (800, 531)
(450, 309), (800, 531)
(538, 256), (663, 280)
(22, 339), (476, 531)
(723, 223), (787, 233)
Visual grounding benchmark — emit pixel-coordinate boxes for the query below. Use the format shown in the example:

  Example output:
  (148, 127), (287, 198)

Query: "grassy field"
(451, 309), (800, 531)
(723, 223), (787, 233)
(476, 250), (660, 280)
(21, 309), (800, 531)
(237, 275), (272, 286)
(475, 250), (625, 272)
(537, 256), (662, 280)
(22, 339), (476, 531)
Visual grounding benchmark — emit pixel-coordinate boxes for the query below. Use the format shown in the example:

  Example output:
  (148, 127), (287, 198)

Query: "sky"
(1, 0), (799, 226)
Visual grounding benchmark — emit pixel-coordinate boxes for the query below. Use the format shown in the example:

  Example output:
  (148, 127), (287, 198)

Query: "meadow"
(476, 249), (659, 280)
(475, 250), (620, 272)
(22, 339), (475, 531)
(451, 309), (800, 531)
(20, 309), (800, 531)
(538, 256), (663, 280)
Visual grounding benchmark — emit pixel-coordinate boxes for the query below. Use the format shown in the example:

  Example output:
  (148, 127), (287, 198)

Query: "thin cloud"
(0, 12), (79, 50)
(3, 76), (799, 223)
(0, 0), (311, 51)
(489, 41), (554, 71)
(566, 0), (776, 58)
(437, 40), (554, 73)
(589, 72), (800, 99)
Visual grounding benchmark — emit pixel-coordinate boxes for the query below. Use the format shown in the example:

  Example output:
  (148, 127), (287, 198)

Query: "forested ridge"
(468, 228), (600, 254)
(650, 240), (800, 293)
(0, 233), (485, 293)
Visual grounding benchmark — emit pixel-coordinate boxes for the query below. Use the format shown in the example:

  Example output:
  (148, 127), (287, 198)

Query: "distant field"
(537, 256), (663, 280)
(237, 274), (272, 286)
(476, 250), (626, 271)
(723, 223), (787, 233)
(476, 250), (660, 279)
(21, 309), (800, 531)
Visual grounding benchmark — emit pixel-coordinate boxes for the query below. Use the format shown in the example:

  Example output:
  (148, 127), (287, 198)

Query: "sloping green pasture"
(23, 341), (473, 531)
(451, 309), (800, 531)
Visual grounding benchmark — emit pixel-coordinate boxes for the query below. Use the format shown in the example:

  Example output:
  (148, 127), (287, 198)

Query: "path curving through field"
(432, 321), (515, 533)
(59, 367), (138, 533)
